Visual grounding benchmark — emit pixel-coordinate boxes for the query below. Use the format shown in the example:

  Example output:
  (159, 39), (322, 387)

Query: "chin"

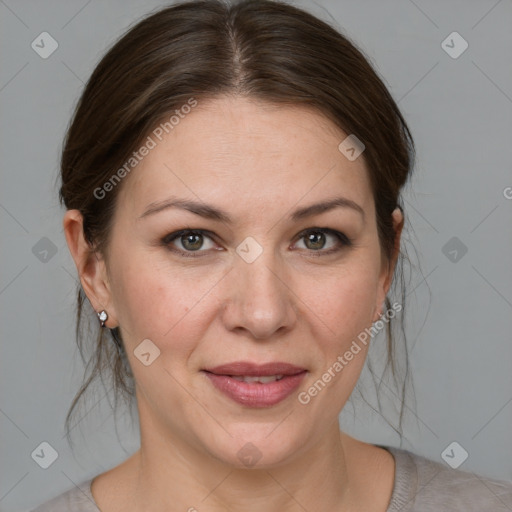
(203, 425), (303, 470)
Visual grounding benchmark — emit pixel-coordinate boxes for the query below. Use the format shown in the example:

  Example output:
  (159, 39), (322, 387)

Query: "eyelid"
(162, 228), (217, 244)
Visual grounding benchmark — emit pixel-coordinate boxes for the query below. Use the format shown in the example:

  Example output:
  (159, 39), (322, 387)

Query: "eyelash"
(161, 228), (353, 258)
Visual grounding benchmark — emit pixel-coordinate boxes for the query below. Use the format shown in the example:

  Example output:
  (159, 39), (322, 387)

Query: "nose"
(220, 248), (298, 340)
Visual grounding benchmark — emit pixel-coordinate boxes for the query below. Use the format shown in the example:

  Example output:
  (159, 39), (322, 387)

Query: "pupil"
(306, 232), (325, 250)
(183, 233), (202, 250)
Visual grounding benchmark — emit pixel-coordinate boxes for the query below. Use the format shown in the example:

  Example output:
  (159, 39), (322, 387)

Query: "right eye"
(162, 229), (219, 257)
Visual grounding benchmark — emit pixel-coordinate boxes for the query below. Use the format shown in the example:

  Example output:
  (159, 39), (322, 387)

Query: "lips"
(202, 361), (307, 407)
(204, 361), (306, 377)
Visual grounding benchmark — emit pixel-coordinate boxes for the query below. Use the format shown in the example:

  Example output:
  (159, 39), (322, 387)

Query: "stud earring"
(97, 310), (108, 327)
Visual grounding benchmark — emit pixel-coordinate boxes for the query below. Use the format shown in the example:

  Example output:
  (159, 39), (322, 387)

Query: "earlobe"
(387, 206), (404, 286)
(62, 209), (117, 327)
(374, 206), (404, 323)
(372, 301), (385, 323)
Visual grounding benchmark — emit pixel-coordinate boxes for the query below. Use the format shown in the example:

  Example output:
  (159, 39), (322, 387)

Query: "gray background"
(1, 0), (511, 510)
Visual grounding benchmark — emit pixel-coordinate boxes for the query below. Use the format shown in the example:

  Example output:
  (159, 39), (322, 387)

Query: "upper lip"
(203, 361), (306, 376)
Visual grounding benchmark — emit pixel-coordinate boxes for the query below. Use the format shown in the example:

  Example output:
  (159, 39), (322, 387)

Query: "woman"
(32, 0), (512, 510)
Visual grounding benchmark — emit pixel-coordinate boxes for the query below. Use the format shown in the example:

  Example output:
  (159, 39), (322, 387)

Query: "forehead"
(118, 96), (373, 222)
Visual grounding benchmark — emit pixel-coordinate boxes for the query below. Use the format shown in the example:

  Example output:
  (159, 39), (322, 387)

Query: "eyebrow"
(138, 196), (365, 223)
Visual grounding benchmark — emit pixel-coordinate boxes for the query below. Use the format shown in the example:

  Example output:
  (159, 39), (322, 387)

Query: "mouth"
(202, 361), (307, 408)
(229, 374), (286, 383)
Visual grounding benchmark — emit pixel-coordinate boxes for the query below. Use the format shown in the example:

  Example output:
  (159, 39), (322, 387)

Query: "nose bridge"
(223, 239), (296, 338)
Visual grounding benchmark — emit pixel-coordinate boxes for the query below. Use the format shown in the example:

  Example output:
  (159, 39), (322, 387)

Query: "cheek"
(110, 254), (219, 351)
(296, 265), (379, 403)
(292, 276), (377, 416)
(296, 261), (380, 345)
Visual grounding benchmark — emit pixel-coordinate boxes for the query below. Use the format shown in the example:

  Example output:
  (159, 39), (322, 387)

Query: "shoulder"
(386, 445), (512, 512)
(29, 479), (99, 512)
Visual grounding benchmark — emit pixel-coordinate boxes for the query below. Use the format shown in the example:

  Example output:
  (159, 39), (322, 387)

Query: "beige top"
(30, 445), (512, 511)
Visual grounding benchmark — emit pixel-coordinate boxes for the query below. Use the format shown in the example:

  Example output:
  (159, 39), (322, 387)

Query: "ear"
(63, 209), (118, 327)
(372, 207), (404, 322)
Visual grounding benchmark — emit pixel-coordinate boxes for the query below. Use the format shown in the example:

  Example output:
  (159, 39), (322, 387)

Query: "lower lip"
(203, 371), (307, 407)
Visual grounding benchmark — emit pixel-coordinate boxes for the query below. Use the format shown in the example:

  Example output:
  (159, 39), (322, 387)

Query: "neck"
(127, 420), (358, 512)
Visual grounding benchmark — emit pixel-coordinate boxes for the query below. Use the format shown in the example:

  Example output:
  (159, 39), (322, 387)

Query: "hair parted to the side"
(60, 0), (419, 445)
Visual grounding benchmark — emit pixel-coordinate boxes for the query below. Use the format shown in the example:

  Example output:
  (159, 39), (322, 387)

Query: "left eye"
(294, 229), (342, 251)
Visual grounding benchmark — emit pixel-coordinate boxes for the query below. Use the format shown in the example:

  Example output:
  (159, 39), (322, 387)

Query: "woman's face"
(88, 96), (401, 467)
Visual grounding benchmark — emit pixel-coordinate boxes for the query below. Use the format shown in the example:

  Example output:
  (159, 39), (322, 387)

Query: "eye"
(163, 229), (217, 256)
(162, 227), (352, 258)
(293, 228), (352, 255)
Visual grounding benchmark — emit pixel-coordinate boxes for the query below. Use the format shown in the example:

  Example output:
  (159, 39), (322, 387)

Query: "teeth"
(230, 374), (284, 383)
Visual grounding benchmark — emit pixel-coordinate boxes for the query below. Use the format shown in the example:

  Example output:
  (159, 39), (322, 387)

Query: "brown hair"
(60, 0), (417, 443)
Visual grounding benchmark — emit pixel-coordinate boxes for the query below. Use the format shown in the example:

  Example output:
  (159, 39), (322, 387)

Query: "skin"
(64, 95), (403, 512)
